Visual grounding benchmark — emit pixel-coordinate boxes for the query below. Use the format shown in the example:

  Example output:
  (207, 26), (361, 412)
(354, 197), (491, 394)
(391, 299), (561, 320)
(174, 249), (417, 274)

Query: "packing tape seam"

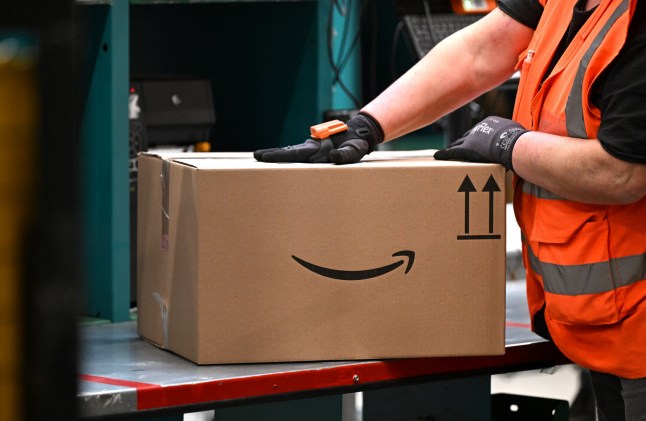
(161, 160), (170, 251)
(152, 292), (169, 348)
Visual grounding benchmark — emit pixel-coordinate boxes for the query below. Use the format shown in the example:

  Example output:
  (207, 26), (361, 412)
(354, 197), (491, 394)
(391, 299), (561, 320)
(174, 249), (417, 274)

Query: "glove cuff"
(498, 128), (527, 172)
(356, 111), (385, 154)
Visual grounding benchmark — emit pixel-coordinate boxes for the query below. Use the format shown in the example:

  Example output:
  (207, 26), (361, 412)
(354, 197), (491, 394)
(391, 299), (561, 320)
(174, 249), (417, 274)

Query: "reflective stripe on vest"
(521, 180), (646, 296)
(521, 180), (563, 200)
(525, 238), (646, 295)
(565, 0), (630, 138)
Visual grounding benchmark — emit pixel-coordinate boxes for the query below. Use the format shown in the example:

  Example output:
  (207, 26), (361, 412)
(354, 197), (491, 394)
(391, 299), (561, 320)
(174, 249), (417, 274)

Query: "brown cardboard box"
(137, 151), (507, 364)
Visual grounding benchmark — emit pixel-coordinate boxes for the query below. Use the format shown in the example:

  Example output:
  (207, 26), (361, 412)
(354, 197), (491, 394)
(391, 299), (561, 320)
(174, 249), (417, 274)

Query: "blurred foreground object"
(0, 33), (39, 421)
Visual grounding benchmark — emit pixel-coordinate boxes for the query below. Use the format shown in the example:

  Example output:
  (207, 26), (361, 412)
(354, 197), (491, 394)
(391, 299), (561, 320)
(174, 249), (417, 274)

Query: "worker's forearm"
(512, 131), (646, 204)
(362, 9), (530, 142)
(361, 40), (489, 142)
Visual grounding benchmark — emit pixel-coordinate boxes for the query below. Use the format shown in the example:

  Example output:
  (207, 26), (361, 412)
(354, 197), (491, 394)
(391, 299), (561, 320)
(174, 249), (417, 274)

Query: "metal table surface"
(78, 280), (567, 419)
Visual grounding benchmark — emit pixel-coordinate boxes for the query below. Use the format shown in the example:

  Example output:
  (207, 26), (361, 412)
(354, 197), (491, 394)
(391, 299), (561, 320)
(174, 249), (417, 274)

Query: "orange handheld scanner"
(310, 120), (348, 139)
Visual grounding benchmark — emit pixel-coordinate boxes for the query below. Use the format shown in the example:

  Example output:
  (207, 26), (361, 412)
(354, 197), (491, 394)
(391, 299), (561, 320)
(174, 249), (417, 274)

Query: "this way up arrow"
(458, 175), (477, 234)
(482, 175), (501, 234)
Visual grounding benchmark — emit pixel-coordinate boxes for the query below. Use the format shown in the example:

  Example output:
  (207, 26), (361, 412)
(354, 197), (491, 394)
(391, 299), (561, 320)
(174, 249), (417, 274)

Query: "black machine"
(397, 0), (493, 59)
(396, 0), (516, 144)
(129, 77), (215, 150)
(128, 77), (216, 305)
(402, 13), (483, 59)
(129, 77), (216, 187)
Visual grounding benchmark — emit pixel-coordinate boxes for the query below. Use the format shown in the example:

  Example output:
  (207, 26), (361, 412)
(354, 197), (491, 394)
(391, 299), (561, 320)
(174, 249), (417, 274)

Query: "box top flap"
(141, 150), (498, 170)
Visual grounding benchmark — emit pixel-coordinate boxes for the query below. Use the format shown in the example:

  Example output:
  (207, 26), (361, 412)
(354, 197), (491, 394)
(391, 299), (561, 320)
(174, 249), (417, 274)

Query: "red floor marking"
(79, 374), (163, 409)
(506, 321), (531, 329)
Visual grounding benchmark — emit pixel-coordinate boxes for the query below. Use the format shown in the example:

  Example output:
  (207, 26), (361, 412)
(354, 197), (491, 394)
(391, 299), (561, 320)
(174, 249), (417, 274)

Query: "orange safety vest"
(512, 0), (646, 378)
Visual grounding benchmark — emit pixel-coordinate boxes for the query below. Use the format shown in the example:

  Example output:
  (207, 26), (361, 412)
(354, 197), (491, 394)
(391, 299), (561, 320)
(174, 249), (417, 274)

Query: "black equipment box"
(129, 77), (216, 150)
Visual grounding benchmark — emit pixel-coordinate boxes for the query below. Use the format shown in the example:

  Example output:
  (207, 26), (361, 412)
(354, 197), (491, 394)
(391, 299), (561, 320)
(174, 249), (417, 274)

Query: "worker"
(255, 0), (646, 418)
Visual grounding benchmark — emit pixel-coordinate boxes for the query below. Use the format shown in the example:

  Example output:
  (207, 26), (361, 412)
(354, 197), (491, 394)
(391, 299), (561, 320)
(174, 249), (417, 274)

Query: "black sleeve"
(595, 3), (646, 164)
(498, 0), (543, 29)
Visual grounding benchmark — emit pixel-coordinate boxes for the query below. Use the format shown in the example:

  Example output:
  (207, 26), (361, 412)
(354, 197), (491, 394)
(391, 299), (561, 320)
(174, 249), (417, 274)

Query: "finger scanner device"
(310, 120), (347, 139)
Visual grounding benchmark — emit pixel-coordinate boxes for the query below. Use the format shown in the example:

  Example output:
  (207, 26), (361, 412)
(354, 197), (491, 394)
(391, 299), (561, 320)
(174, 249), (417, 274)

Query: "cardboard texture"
(137, 151), (507, 365)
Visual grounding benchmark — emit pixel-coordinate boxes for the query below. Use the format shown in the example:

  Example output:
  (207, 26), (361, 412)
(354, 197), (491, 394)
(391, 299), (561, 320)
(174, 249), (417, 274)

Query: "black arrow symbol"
(482, 175), (501, 233)
(292, 250), (415, 281)
(458, 175), (477, 234)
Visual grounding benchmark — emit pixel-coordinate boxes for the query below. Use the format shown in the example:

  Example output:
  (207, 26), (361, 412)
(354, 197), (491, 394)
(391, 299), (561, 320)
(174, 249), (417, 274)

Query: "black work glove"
(254, 113), (384, 165)
(433, 116), (528, 171)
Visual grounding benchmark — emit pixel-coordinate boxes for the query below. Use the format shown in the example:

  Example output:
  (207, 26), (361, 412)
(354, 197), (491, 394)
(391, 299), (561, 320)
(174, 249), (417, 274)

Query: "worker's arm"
(255, 8), (533, 165)
(362, 8), (535, 142)
(400, 7), (646, 205)
(433, 116), (646, 204)
(512, 132), (646, 204)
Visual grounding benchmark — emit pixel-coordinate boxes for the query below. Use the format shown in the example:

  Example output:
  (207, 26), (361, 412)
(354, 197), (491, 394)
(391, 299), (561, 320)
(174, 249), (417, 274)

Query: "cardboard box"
(137, 151), (507, 364)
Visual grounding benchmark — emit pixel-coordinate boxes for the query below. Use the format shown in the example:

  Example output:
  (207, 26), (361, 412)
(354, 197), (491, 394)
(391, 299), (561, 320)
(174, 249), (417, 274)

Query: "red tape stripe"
(79, 374), (163, 409)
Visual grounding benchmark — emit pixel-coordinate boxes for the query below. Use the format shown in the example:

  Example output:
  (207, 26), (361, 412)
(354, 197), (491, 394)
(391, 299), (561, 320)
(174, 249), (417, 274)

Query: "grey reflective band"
(521, 180), (563, 200)
(566, 0), (630, 138)
(526, 243), (646, 295)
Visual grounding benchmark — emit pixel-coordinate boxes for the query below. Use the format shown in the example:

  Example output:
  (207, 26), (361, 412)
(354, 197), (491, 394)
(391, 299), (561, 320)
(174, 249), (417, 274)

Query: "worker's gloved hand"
(433, 116), (528, 171)
(254, 113), (384, 165)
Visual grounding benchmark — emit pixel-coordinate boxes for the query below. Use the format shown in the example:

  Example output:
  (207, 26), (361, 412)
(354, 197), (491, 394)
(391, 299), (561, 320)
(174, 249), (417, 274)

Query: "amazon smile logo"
(291, 250), (415, 281)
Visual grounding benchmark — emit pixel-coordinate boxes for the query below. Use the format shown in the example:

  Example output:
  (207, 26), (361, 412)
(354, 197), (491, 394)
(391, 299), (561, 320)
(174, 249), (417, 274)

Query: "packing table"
(78, 280), (568, 420)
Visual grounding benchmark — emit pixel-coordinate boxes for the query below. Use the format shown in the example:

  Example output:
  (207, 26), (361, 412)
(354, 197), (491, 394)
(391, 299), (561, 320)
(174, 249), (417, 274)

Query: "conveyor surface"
(78, 280), (566, 418)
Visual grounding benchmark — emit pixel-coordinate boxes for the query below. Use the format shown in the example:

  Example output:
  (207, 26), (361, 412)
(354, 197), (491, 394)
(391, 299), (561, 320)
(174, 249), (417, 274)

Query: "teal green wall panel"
(81, 0), (130, 321)
(328, 0), (362, 110)
(317, 0), (334, 117)
(316, 0), (362, 115)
